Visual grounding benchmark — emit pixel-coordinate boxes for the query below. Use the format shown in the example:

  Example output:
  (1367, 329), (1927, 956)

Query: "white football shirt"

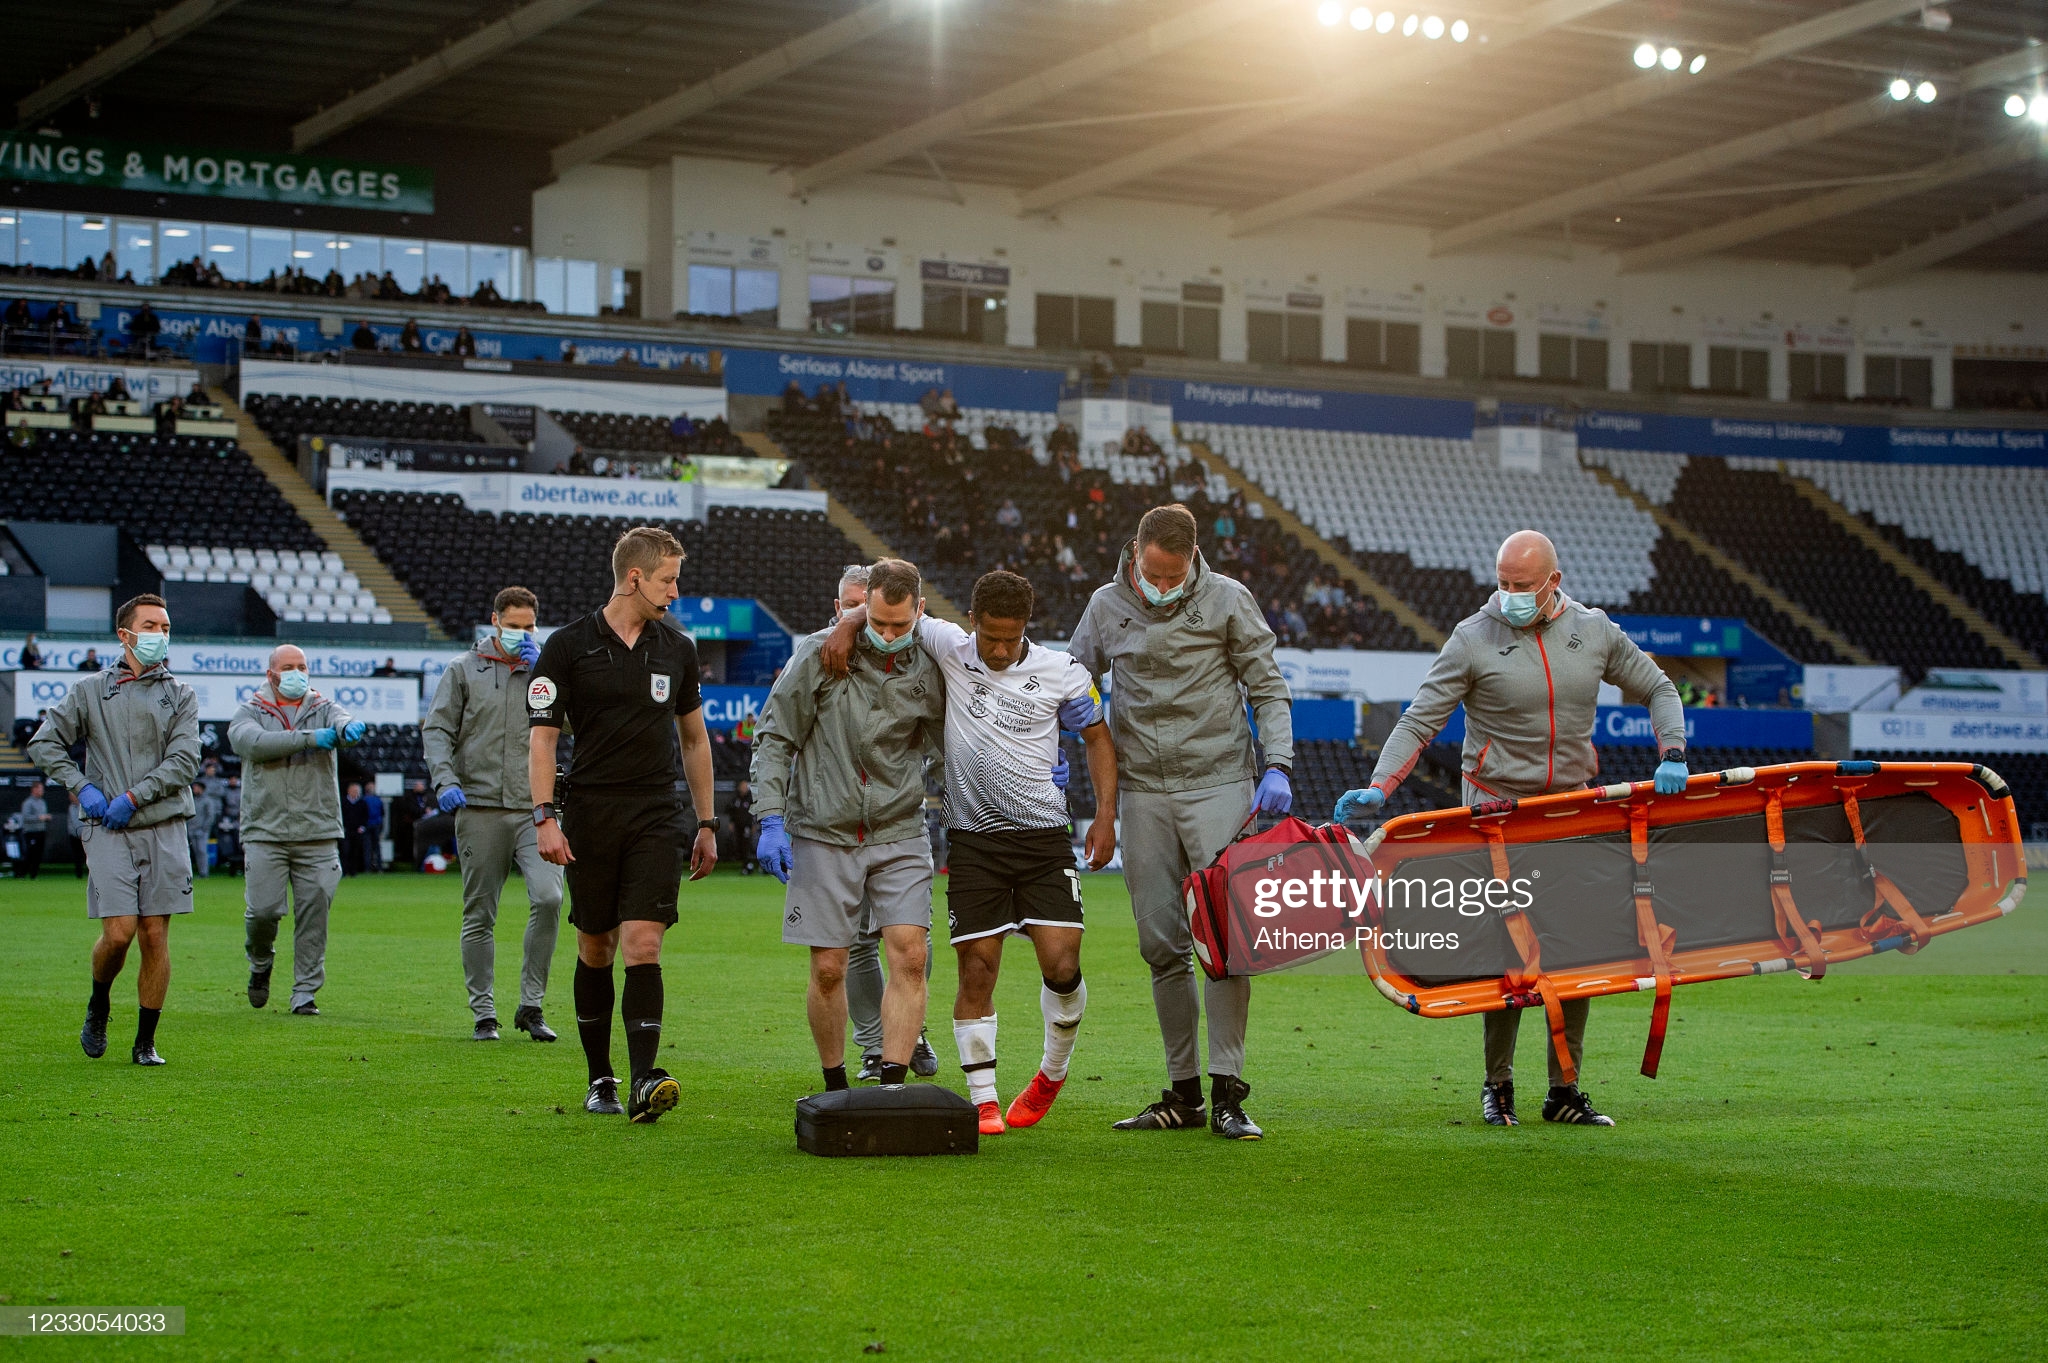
(916, 616), (1098, 833)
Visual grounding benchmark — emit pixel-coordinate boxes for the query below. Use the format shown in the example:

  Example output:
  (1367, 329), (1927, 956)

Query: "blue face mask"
(1139, 572), (1186, 607)
(276, 669), (310, 700)
(498, 627), (528, 652)
(864, 621), (918, 655)
(129, 630), (169, 666)
(1500, 590), (1542, 627)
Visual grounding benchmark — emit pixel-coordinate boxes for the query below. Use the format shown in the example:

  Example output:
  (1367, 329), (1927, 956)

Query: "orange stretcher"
(1352, 761), (2027, 1083)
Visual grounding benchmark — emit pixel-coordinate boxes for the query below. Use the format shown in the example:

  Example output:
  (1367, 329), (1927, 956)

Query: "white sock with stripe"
(1039, 974), (1086, 1082)
(953, 1014), (998, 1106)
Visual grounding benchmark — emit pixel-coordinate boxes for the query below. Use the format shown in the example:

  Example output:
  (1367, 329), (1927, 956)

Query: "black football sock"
(135, 1007), (160, 1050)
(88, 976), (112, 1021)
(573, 960), (615, 1084)
(1172, 1076), (1204, 1107)
(823, 1065), (849, 1091)
(621, 963), (663, 1083)
(878, 1062), (908, 1085)
(1210, 1073), (1241, 1108)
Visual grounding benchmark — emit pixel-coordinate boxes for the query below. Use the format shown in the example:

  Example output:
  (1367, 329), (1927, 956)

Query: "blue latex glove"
(1333, 786), (1386, 823)
(341, 720), (367, 747)
(78, 783), (110, 821)
(1252, 766), (1292, 816)
(756, 815), (793, 883)
(438, 785), (467, 813)
(1056, 694), (1099, 731)
(1051, 749), (1070, 791)
(104, 791), (137, 830)
(311, 727), (339, 750)
(1654, 757), (1689, 795)
(517, 635), (541, 668)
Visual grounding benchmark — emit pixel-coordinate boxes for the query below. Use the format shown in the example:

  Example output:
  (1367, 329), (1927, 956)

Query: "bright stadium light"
(1915, 80), (1937, 103)
(1317, 1), (1342, 25)
(1889, 78), (1911, 100)
(1422, 15), (1444, 38)
(1402, 13), (1418, 36)
(1375, 10), (1394, 31)
(1349, 6), (1371, 30)
(1450, 18), (1468, 40)
(2033, 94), (2048, 125)
(1660, 46), (1681, 70)
(1633, 42), (1657, 68)
(2007, 93), (2028, 117)
(1689, 53), (1705, 74)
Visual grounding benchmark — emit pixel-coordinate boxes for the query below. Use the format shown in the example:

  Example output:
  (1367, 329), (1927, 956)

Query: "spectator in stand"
(562, 341), (579, 364)
(4, 298), (30, 332)
(129, 302), (162, 357)
(364, 787), (385, 872)
(243, 315), (263, 353)
(77, 648), (102, 673)
(391, 778), (427, 868)
(995, 498), (1024, 533)
(18, 780), (50, 880)
(351, 320), (377, 351)
(98, 249), (117, 281)
(400, 319), (425, 354)
(20, 633), (44, 670)
(452, 326), (477, 358)
(373, 657), (400, 677)
(342, 782), (371, 876)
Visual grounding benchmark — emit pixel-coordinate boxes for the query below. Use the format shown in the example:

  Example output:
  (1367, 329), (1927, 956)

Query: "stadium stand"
(765, 400), (1421, 646)
(339, 724), (429, 785)
(244, 393), (480, 447)
(550, 409), (748, 459)
(1863, 751), (2048, 840)
(331, 489), (862, 638)
(1788, 459), (2048, 665)
(1658, 458), (2010, 677)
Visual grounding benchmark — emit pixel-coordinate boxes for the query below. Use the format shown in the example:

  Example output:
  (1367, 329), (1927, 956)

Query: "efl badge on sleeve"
(651, 673), (672, 704)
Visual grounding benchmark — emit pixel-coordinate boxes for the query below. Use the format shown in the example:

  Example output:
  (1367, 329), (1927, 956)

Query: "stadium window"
(1141, 285), (1220, 359)
(17, 211), (64, 270)
(1345, 318), (1422, 374)
(533, 257), (565, 313)
(604, 268), (640, 317)
(201, 223), (249, 282)
(116, 220), (155, 283)
(690, 265), (778, 325)
(1035, 293), (1116, 349)
(249, 228), (292, 286)
(1708, 345), (1770, 399)
(385, 240), (426, 294)
(65, 213), (110, 272)
(1446, 325), (1481, 380)
(471, 245), (514, 299)
(1481, 329), (1516, 378)
(1788, 350), (1847, 401)
(333, 234), (377, 286)
(923, 280), (1005, 344)
(1249, 294), (1323, 364)
(564, 259), (599, 316)
(427, 240), (469, 294)
(292, 230), (335, 280)
(1538, 333), (1609, 388)
(0, 213), (14, 268)
(1864, 355), (1932, 407)
(1630, 341), (1693, 394)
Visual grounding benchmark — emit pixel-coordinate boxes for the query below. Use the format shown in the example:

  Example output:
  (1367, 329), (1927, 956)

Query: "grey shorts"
(781, 834), (933, 949)
(83, 819), (195, 920)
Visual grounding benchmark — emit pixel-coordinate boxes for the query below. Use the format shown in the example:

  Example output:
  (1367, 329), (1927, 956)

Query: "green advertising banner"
(0, 134), (433, 214)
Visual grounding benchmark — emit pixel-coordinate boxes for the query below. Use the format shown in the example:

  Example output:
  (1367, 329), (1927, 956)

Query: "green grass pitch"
(2, 867), (2043, 1361)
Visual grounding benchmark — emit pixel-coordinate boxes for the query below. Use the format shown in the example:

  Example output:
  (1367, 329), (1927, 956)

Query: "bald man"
(1333, 531), (1688, 1127)
(227, 646), (364, 1015)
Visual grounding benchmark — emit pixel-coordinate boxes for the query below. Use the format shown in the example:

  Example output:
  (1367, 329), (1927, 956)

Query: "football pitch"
(2, 868), (2043, 1361)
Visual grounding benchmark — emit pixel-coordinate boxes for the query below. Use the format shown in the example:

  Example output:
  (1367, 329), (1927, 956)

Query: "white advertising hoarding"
(15, 671), (417, 724)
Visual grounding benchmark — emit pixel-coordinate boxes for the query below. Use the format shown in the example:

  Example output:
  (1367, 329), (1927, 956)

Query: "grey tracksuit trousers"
(456, 807), (564, 1022)
(245, 839), (342, 1009)
(1118, 778), (1255, 1082)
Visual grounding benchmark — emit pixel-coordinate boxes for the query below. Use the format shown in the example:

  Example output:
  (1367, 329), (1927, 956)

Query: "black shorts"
(944, 827), (1083, 945)
(562, 787), (687, 934)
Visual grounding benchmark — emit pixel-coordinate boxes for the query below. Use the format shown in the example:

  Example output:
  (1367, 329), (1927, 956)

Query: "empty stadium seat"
(243, 393), (481, 447)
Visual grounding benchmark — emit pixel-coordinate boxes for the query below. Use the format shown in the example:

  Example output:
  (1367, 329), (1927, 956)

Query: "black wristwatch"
(533, 802), (557, 826)
(1659, 748), (1686, 767)
(696, 819), (718, 833)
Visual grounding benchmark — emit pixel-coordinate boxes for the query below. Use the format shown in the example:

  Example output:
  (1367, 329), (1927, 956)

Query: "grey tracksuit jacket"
(27, 664), (200, 829)
(749, 628), (945, 848)
(1369, 591), (1685, 800)
(421, 645), (534, 810)
(1066, 545), (1294, 795)
(227, 684), (355, 843)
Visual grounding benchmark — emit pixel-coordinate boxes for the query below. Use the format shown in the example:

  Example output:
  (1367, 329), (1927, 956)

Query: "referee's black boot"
(80, 1007), (109, 1060)
(247, 967), (271, 1010)
(473, 1017), (501, 1042)
(628, 1067), (680, 1124)
(1481, 1080), (1519, 1127)
(513, 1007), (558, 1042)
(585, 1076), (624, 1116)
(1210, 1075), (1264, 1141)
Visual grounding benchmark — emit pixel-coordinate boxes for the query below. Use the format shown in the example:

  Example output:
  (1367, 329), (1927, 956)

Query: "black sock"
(136, 1007), (160, 1050)
(878, 1061), (908, 1085)
(823, 1064), (849, 1092)
(1172, 1076), (1204, 1107)
(1210, 1073), (1239, 1108)
(573, 960), (615, 1084)
(621, 963), (663, 1083)
(88, 976), (112, 1020)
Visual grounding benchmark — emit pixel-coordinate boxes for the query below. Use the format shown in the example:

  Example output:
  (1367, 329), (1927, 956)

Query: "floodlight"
(1402, 14), (1418, 36)
(1915, 80), (1936, 103)
(1889, 78), (1910, 100)
(1375, 10), (1394, 31)
(1450, 19), (1468, 40)
(2006, 93), (2028, 117)
(1422, 15), (1444, 38)
(1317, 1), (1342, 25)
(1689, 53), (1705, 74)
(1349, 6), (1371, 30)
(1633, 42), (1657, 69)
(1659, 46), (1681, 70)
(2033, 94), (2048, 125)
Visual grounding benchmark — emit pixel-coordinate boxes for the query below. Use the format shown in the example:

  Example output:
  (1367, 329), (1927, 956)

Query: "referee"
(528, 526), (719, 1124)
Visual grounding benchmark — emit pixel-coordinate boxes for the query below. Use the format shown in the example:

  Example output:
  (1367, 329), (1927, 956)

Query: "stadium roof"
(7, 0), (2045, 275)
